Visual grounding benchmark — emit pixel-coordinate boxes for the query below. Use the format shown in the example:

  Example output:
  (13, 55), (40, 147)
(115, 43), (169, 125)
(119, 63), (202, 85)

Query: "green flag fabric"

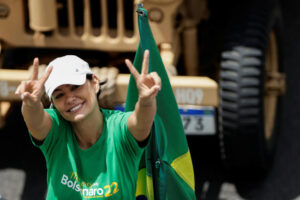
(125, 5), (196, 200)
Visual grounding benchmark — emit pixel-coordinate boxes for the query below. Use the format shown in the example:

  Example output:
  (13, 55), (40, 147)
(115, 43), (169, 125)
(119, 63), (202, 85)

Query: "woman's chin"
(62, 112), (86, 123)
(72, 114), (86, 122)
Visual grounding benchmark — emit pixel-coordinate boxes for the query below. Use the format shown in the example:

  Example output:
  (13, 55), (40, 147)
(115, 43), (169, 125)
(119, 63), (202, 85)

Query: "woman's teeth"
(70, 104), (82, 112)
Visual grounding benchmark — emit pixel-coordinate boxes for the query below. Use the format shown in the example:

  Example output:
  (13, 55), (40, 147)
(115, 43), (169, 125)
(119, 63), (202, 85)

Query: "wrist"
(138, 97), (156, 107)
(22, 100), (43, 111)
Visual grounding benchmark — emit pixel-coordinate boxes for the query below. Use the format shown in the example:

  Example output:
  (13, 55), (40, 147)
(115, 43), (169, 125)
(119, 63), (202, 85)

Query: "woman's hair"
(86, 74), (107, 99)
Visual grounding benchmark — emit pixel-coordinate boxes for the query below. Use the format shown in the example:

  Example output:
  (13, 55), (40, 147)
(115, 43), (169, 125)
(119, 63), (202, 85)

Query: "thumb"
(147, 85), (160, 97)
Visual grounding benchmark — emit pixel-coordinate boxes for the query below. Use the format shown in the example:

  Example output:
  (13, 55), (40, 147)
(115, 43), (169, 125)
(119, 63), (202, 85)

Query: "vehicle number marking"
(180, 107), (216, 135)
(114, 105), (216, 135)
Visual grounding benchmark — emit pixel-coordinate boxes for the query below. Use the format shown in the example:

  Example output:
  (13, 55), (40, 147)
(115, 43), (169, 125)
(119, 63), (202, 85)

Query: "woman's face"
(51, 76), (99, 122)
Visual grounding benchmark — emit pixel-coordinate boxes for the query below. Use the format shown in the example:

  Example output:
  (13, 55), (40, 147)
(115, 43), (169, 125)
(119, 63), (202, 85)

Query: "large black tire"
(218, 0), (284, 171)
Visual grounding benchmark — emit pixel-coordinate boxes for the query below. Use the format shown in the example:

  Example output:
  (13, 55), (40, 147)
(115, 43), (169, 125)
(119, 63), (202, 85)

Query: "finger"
(40, 66), (53, 85)
(141, 50), (149, 75)
(15, 84), (22, 95)
(21, 92), (31, 101)
(15, 81), (27, 95)
(22, 92), (36, 104)
(147, 85), (160, 97)
(150, 72), (161, 90)
(15, 85), (23, 95)
(15, 86), (21, 96)
(31, 57), (39, 81)
(125, 59), (140, 80)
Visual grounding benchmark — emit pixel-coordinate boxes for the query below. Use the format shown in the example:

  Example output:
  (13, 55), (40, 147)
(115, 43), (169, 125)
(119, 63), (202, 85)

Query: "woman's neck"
(71, 106), (103, 149)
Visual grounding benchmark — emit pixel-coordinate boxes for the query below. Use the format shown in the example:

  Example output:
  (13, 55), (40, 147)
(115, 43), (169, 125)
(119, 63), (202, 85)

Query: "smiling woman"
(14, 52), (161, 199)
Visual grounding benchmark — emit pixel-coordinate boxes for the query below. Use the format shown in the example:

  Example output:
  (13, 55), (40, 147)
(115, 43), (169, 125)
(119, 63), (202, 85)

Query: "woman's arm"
(125, 50), (161, 142)
(15, 58), (53, 141)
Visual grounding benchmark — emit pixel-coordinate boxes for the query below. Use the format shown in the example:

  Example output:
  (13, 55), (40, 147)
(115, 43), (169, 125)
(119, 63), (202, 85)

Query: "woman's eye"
(54, 93), (63, 99)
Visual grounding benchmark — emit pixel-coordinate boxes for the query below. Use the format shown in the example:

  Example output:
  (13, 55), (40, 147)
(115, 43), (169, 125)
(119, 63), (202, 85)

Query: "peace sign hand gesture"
(15, 58), (53, 107)
(125, 50), (161, 106)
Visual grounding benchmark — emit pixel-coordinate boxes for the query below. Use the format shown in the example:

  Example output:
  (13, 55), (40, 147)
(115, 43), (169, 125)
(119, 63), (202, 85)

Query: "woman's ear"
(92, 74), (100, 93)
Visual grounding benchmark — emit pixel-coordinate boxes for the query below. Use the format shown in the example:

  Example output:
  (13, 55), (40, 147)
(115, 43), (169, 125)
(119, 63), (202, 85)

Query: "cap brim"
(47, 74), (87, 98)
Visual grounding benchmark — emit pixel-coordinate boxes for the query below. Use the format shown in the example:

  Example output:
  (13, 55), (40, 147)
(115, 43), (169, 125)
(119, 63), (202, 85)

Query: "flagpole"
(135, 4), (162, 200)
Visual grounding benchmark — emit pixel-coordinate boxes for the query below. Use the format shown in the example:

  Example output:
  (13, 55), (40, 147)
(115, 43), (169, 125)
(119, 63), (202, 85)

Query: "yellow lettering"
(104, 185), (112, 197)
(81, 182), (87, 187)
(86, 182), (92, 187)
(111, 182), (119, 194)
(70, 172), (79, 181)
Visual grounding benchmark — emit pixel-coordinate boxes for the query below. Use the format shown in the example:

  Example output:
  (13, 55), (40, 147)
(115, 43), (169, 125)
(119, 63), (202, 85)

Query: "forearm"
(135, 98), (156, 130)
(129, 98), (157, 141)
(22, 101), (51, 140)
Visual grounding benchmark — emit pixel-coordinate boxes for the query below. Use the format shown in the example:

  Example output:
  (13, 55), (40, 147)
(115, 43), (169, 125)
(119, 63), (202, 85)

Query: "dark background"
(1, 0), (300, 199)
(189, 0), (300, 199)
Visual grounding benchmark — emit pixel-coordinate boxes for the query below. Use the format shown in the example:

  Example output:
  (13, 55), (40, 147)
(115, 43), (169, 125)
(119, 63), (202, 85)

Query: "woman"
(15, 50), (161, 199)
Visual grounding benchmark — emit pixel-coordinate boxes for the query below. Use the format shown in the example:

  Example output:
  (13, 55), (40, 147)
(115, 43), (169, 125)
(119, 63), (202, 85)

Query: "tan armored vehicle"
(0, 0), (285, 192)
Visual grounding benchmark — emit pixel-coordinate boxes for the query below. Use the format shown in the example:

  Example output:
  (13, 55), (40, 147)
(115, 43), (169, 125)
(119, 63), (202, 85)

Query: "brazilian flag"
(125, 5), (196, 200)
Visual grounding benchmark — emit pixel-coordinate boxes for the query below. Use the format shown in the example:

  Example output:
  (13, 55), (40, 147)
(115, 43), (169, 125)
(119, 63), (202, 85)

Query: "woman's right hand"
(15, 58), (52, 107)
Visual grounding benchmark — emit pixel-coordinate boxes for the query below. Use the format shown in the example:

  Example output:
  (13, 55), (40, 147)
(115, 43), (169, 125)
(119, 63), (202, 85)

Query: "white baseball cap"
(45, 55), (93, 98)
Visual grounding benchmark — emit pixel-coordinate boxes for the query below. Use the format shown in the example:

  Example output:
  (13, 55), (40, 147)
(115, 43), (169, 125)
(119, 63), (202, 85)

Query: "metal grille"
(0, 0), (140, 52)
(57, 0), (137, 38)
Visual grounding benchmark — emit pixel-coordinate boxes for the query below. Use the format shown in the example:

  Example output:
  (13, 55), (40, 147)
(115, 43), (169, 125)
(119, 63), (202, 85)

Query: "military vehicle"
(0, 0), (285, 195)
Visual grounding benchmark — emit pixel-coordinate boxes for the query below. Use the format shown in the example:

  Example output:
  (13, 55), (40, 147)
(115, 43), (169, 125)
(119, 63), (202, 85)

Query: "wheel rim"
(264, 31), (284, 141)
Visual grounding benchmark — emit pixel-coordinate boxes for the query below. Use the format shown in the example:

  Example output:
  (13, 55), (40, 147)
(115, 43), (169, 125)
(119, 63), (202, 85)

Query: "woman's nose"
(65, 92), (76, 104)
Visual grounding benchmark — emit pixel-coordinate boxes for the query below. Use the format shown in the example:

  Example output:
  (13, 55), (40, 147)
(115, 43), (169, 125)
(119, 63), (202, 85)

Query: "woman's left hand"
(125, 50), (161, 106)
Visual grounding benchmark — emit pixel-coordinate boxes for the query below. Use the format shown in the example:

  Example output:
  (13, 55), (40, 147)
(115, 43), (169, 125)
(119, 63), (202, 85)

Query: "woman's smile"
(52, 82), (99, 123)
(67, 102), (85, 113)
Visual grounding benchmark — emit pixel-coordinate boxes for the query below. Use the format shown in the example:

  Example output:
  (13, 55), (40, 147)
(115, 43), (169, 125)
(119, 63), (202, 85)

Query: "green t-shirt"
(30, 108), (145, 200)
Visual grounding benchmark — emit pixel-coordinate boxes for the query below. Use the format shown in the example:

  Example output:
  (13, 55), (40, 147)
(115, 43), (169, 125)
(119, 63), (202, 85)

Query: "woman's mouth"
(68, 103), (84, 113)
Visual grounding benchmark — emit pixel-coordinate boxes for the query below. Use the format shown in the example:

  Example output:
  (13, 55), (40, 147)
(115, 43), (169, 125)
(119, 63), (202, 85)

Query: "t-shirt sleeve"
(110, 111), (148, 160)
(28, 109), (65, 157)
